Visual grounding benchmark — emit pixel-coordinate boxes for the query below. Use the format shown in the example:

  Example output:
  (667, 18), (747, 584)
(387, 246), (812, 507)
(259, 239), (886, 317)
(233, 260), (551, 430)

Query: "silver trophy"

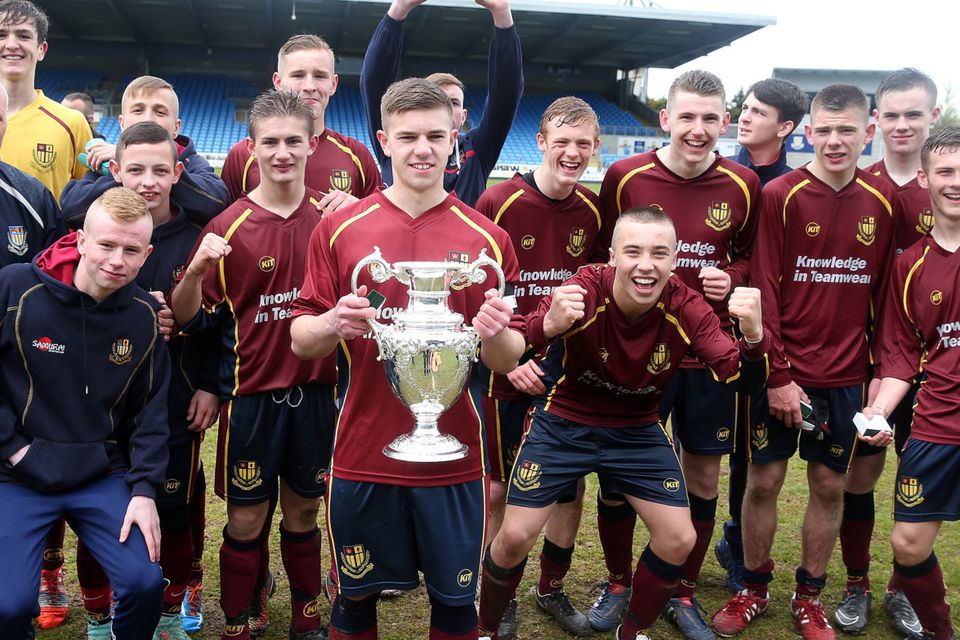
(350, 246), (505, 462)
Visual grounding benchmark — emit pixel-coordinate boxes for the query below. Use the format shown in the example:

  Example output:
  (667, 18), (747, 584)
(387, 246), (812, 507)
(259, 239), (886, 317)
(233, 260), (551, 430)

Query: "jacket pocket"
(13, 439), (111, 493)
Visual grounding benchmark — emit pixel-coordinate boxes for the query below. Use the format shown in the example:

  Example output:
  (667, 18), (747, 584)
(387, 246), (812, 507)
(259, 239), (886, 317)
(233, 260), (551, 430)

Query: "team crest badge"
(259, 256), (276, 272)
(108, 338), (133, 365)
(896, 476), (924, 507)
(599, 347), (609, 363)
(32, 143), (56, 170)
(856, 216), (876, 246)
(172, 264), (185, 282)
(340, 544), (375, 579)
(520, 235), (536, 250)
(448, 250), (472, 290)
(6, 226), (27, 256)
(566, 228), (587, 257)
(706, 201), (732, 231)
(512, 460), (542, 491)
(330, 169), (353, 194)
(231, 460), (263, 490)
(752, 423), (769, 450)
(931, 290), (943, 305)
(646, 343), (670, 375)
(805, 222), (821, 237)
(916, 208), (934, 235)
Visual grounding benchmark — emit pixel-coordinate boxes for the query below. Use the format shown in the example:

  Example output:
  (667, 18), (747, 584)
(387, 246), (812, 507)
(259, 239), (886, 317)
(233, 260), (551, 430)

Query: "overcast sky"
(575, 0), (957, 106)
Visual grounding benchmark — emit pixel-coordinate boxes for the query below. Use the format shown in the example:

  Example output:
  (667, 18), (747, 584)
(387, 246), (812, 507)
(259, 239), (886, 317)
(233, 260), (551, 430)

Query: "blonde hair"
(539, 96), (599, 138)
(426, 72), (464, 92)
(90, 187), (151, 224)
(278, 34), (334, 68)
(121, 75), (180, 118)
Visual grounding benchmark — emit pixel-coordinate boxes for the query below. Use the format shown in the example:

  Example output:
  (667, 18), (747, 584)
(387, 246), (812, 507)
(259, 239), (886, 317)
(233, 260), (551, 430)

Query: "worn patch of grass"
(38, 440), (958, 639)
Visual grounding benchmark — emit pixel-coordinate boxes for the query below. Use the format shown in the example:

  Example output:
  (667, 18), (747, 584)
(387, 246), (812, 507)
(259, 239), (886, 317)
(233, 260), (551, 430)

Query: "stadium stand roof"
(42, 0), (773, 92)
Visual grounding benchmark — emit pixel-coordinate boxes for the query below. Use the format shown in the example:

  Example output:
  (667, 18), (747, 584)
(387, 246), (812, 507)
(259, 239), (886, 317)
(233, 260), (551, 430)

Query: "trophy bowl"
(351, 247), (505, 462)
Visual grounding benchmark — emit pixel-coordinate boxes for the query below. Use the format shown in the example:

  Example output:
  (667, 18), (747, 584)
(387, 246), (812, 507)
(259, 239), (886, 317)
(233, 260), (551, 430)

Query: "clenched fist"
(727, 286), (762, 342)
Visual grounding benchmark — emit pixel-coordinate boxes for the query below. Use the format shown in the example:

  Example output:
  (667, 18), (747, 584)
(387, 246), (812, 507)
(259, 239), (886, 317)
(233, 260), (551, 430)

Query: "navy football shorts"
(326, 477), (484, 606)
(660, 368), (738, 455)
(506, 408), (688, 509)
(894, 438), (960, 522)
(156, 435), (201, 509)
(215, 383), (335, 504)
(746, 383), (868, 473)
(482, 395), (533, 482)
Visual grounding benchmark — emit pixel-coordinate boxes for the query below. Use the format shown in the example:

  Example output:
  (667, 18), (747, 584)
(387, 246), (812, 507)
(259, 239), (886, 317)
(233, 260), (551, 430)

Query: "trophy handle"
(350, 246), (395, 337)
(457, 248), (505, 297)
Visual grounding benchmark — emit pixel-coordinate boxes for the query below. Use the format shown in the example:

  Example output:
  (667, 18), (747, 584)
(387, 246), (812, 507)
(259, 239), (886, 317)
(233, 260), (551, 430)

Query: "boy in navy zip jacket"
(0, 186), (170, 640)
(60, 75), (228, 231)
(72, 122), (221, 638)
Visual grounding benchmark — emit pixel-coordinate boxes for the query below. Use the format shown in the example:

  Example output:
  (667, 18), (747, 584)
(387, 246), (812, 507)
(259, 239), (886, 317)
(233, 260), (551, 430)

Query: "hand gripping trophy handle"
(349, 247), (506, 462)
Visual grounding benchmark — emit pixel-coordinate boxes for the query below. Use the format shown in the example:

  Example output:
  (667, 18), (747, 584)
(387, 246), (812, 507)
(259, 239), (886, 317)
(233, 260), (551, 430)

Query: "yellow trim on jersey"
(241, 155), (256, 194)
(902, 246), (929, 327)
(329, 204), (381, 248)
(616, 163), (656, 214)
(492, 188), (526, 225)
(220, 208), (255, 396)
(855, 178), (893, 216)
(715, 165), (753, 231)
(309, 197), (320, 208)
(656, 303), (692, 346)
(782, 179), (811, 226)
(575, 190), (602, 229)
(451, 205), (503, 265)
(327, 339), (353, 474)
(326, 135), (367, 188)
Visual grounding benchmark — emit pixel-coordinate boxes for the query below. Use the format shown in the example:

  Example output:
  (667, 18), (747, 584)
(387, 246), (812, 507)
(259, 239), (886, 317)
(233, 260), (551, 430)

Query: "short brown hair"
(279, 34), (334, 65)
(921, 126), (960, 173)
(811, 84), (869, 122)
(122, 75), (180, 118)
(668, 70), (726, 108)
(0, 0), (48, 43)
(380, 78), (452, 126)
(116, 121), (178, 165)
(426, 72), (464, 92)
(877, 68), (938, 110)
(248, 89), (314, 139)
(90, 187), (151, 225)
(539, 96), (599, 138)
(613, 206), (676, 248)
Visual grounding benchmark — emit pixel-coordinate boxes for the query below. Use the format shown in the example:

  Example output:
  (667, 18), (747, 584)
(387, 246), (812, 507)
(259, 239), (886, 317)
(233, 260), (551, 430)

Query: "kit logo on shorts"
(716, 427), (731, 442)
(330, 169), (353, 194)
(340, 544), (375, 579)
(856, 216), (876, 246)
(828, 444), (844, 458)
(164, 479), (181, 493)
(108, 338), (133, 365)
(896, 476), (924, 507)
(663, 478), (681, 492)
(706, 201), (732, 231)
(646, 343), (670, 375)
(521, 234), (536, 250)
(512, 460), (542, 491)
(457, 569), (474, 588)
(566, 227), (586, 257)
(231, 460), (263, 490)
(7, 225), (27, 256)
(930, 290), (943, 306)
(916, 208), (934, 235)
(752, 423), (769, 450)
(806, 222), (821, 237)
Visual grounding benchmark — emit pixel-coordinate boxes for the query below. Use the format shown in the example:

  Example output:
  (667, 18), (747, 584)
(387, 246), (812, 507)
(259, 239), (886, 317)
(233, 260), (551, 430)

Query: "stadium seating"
(37, 69), (651, 166)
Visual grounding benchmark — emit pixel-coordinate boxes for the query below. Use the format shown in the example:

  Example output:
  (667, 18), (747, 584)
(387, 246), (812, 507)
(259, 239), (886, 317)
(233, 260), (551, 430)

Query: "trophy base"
(383, 432), (469, 462)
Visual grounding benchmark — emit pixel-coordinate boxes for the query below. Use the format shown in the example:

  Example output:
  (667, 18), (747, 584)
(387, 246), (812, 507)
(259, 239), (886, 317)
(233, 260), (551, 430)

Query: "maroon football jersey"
(181, 189), (334, 397)
(221, 129), (381, 204)
(475, 173), (605, 399)
(598, 151), (761, 334)
(865, 160), (933, 254)
(880, 236), (960, 444)
(751, 166), (896, 389)
(518, 264), (767, 426)
(291, 191), (520, 486)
